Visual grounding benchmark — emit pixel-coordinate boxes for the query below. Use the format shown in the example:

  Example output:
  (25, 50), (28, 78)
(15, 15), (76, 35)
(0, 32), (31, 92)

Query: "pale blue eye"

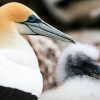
(27, 15), (36, 22)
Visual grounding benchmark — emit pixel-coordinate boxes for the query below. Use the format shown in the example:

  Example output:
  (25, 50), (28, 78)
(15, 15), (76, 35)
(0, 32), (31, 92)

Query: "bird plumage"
(0, 3), (42, 99)
(56, 42), (99, 84)
(39, 43), (100, 100)
(0, 2), (75, 100)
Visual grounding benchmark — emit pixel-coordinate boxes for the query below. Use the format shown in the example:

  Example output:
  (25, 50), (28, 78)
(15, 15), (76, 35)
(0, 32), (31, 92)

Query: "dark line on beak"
(19, 22), (75, 43)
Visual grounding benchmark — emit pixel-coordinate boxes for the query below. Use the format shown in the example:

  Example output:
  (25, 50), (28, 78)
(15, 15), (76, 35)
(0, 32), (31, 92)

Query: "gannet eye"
(27, 15), (36, 22)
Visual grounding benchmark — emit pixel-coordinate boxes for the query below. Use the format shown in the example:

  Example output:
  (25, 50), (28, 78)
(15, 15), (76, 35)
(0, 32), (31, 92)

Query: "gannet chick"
(56, 42), (100, 84)
(39, 43), (100, 100)
(0, 2), (75, 100)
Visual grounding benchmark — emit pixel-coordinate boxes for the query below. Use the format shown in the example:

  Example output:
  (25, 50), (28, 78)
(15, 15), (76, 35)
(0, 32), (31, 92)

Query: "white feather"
(0, 51), (43, 97)
(39, 42), (100, 100)
(0, 28), (43, 97)
(39, 76), (100, 100)
(56, 42), (99, 84)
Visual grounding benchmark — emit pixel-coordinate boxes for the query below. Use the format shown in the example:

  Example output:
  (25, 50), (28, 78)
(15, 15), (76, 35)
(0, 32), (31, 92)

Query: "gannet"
(0, 2), (75, 100)
(39, 43), (100, 100)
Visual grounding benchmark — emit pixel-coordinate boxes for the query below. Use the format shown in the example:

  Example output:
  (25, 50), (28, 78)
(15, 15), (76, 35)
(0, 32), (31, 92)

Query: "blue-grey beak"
(20, 18), (75, 43)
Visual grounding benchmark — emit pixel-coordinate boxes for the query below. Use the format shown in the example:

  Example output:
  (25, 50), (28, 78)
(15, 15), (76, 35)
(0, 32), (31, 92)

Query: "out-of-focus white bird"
(39, 43), (100, 100)
(0, 2), (75, 100)
(43, 0), (100, 30)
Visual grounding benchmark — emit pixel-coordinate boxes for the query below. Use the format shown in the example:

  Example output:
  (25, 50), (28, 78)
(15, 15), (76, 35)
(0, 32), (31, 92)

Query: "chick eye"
(27, 15), (36, 22)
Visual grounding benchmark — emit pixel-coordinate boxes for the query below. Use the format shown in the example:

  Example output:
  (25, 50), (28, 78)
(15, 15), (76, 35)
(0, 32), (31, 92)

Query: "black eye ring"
(27, 15), (36, 22)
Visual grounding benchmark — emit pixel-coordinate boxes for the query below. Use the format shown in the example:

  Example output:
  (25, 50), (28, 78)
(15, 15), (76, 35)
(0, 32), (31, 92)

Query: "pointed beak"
(83, 64), (100, 79)
(20, 20), (75, 43)
(88, 64), (100, 79)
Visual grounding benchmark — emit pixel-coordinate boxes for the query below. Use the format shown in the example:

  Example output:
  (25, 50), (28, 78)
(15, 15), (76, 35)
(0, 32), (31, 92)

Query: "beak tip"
(68, 38), (76, 44)
(71, 40), (76, 44)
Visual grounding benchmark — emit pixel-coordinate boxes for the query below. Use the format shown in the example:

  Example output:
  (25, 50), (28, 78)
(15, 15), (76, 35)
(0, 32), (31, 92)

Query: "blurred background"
(1, 0), (100, 91)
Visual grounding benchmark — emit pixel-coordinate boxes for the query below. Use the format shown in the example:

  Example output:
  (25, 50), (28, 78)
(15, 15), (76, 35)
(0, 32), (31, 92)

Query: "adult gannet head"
(56, 42), (100, 84)
(0, 2), (75, 44)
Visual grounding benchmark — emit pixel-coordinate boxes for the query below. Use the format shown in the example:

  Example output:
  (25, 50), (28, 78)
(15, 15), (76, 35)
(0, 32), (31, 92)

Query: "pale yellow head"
(0, 2), (75, 45)
(0, 2), (39, 22)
